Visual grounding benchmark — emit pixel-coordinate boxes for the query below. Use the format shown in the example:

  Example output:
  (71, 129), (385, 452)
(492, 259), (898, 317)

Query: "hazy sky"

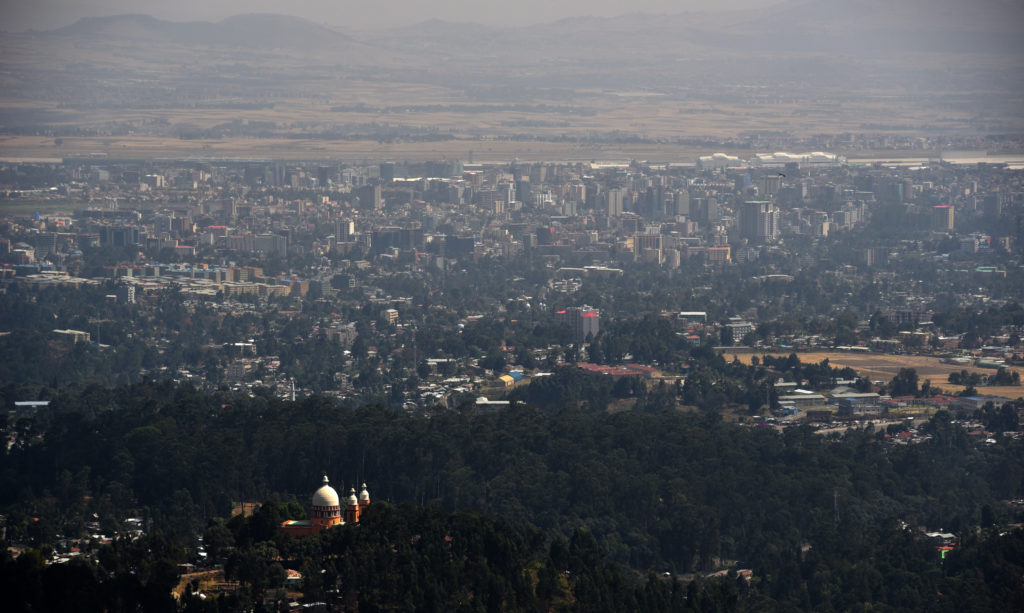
(1, 0), (783, 31)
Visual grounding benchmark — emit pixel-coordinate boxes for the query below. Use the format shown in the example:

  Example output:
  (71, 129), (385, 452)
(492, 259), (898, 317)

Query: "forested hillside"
(2, 382), (1023, 609)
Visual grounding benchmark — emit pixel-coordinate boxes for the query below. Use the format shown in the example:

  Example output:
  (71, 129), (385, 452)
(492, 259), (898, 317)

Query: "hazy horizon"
(1, 0), (786, 32)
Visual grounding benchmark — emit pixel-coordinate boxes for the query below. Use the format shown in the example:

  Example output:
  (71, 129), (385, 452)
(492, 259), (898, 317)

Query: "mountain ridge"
(45, 12), (359, 51)
(34, 2), (1024, 58)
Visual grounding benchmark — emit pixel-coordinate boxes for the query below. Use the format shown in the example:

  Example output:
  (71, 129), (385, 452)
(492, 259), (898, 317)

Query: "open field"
(0, 134), (744, 164)
(0, 199), (85, 216)
(728, 351), (1024, 400)
(0, 134), (966, 165)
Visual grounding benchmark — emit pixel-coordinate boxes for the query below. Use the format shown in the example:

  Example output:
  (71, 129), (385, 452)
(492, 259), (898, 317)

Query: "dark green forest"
(2, 381), (1023, 610)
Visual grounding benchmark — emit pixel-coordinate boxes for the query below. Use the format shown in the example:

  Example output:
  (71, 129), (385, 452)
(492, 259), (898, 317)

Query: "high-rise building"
(444, 235), (477, 259)
(759, 175), (782, 197)
(498, 181), (516, 205)
(336, 219), (355, 241)
(515, 179), (532, 204)
(864, 247), (889, 267)
(567, 181), (586, 204)
(644, 185), (666, 219)
(98, 226), (141, 248)
(983, 193), (1003, 218)
(316, 166), (333, 187)
(738, 201), (779, 243)
(709, 198), (720, 220)
(932, 205), (954, 231)
(633, 231), (663, 263)
(690, 197), (707, 222)
(357, 184), (383, 210)
(706, 246), (731, 265)
(254, 233), (288, 257)
(673, 190), (690, 217)
(536, 226), (555, 246)
(32, 233), (58, 259)
(371, 227), (423, 254)
(115, 283), (136, 304)
(605, 188), (625, 216)
(556, 306), (600, 344)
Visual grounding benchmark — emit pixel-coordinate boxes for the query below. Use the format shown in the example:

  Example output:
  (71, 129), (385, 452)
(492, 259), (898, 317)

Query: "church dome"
(359, 483), (370, 503)
(347, 488), (359, 506)
(312, 475), (340, 508)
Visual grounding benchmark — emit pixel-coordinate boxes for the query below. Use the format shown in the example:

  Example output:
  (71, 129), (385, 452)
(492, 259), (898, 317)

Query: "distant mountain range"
(3, 0), (1019, 107)
(46, 13), (358, 52)
(411, 0), (1024, 57)
(33, 0), (1024, 59)
(1, 0), (1021, 140)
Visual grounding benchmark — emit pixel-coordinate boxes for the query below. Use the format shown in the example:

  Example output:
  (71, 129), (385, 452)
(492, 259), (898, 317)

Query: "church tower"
(359, 483), (371, 509)
(344, 488), (362, 524)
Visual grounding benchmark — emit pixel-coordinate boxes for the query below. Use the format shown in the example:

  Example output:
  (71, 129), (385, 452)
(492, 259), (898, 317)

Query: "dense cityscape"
(2, 153), (1022, 404)
(2, 0), (1024, 611)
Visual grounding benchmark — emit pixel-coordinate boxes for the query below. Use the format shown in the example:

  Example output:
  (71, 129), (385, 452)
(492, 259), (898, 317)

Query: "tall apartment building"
(98, 226), (141, 248)
(605, 188), (625, 216)
(556, 306), (600, 344)
(336, 219), (355, 241)
(932, 205), (954, 231)
(738, 201), (779, 243)
(633, 231), (663, 264)
(357, 184), (383, 210)
(673, 190), (690, 217)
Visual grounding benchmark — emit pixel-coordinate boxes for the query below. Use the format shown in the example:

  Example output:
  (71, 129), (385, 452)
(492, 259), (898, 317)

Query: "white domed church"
(281, 475), (370, 537)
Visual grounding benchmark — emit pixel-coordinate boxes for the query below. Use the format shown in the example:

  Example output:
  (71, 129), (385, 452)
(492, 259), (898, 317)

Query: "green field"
(0, 199), (84, 216)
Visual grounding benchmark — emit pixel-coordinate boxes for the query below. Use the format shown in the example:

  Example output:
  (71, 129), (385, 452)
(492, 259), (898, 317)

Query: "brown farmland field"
(729, 351), (1024, 400)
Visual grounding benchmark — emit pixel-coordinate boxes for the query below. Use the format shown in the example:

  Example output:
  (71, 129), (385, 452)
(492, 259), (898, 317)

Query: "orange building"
(281, 475), (371, 537)
(706, 246), (731, 265)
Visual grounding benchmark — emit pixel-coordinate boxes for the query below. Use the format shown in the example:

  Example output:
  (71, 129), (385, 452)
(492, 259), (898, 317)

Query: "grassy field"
(728, 351), (1024, 400)
(0, 199), (85, 216)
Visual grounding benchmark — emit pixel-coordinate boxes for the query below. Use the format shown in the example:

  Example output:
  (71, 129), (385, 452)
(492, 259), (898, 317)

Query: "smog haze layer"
(1, 0), (1022, 162)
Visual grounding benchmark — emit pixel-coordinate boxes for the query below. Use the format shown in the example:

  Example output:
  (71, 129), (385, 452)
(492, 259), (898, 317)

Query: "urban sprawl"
(2, 151), (1023, 428)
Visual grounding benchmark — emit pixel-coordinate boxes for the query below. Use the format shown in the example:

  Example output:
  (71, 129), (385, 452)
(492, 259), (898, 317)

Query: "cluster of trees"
(1, 531), (181, 612)
(932, 303), (1024, 338)
(888, 365), (1021, 401)
(3, 382), (1023, 575)
(211, 499), (1024, 612)
(949, 367), (1020, 388)
(6, 443), (1024, 611)
(760, 354), (861, 389)
(507, 349), (849, 414)
(973, 400), (1021, 432)
(225, 502), (713, 612)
